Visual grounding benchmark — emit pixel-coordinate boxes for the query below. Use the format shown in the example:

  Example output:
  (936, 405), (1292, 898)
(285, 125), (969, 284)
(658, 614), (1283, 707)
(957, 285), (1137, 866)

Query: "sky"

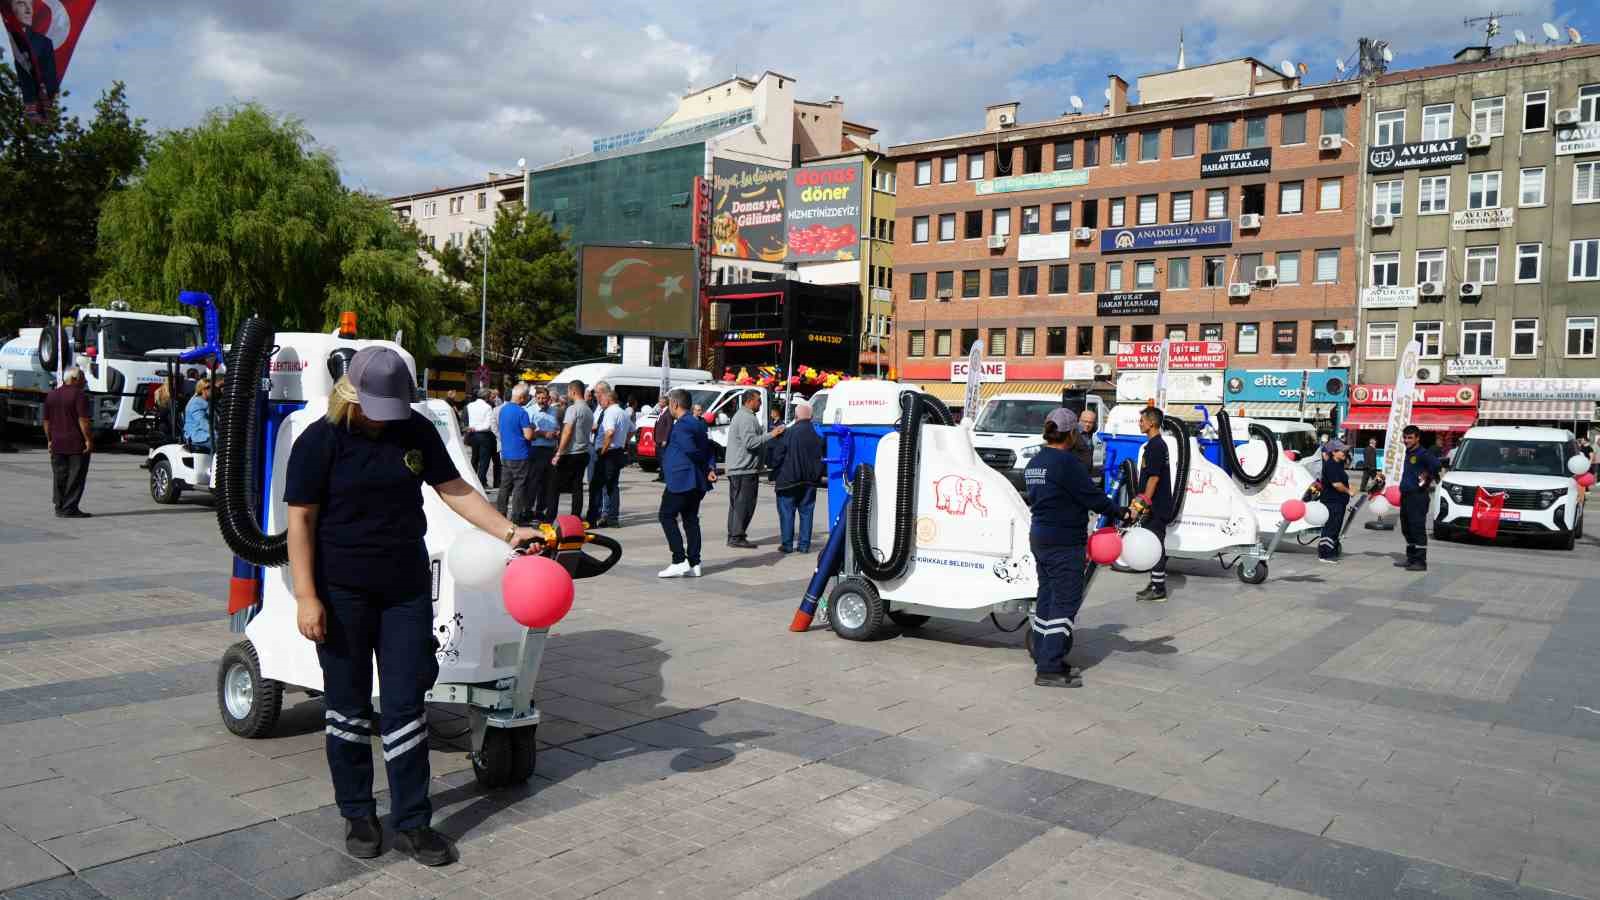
(38, 1), (1600, 197)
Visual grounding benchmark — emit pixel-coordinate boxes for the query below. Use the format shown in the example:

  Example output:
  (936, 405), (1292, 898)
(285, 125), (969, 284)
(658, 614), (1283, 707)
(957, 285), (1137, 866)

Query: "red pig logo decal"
(933, 475), (988, 517)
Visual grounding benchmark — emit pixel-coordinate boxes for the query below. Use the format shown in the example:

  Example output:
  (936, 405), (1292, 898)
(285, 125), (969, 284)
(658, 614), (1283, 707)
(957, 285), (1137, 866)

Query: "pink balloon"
(502, 554), (574, 629)
(1280, 498), (1307, 522)
(1087, 528), (1123, 565)
(1579, 473), (1597, 488)
(1384, 485), (1402, 506)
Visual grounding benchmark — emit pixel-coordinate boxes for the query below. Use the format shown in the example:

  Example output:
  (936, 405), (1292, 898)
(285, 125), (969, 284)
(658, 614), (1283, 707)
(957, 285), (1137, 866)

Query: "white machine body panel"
(1139, 436), (1260, 556)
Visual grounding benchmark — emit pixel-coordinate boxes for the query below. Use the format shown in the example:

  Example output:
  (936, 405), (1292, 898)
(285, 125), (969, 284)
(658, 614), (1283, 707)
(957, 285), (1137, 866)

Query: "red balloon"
(1087, 527), (1123, 565)
(1284, 450), (1298, 461)
(502, 554), (574, 629)
(1384, 485), (1402, 506)
(1280, 498), (1307, 522)
(1578, 473), (1597, 488)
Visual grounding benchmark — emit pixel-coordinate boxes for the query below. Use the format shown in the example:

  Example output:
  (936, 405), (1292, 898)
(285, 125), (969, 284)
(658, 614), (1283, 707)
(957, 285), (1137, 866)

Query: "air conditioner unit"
(1419, 281), (1443, 297)
(1327, 352), (1352, 367)
(1371, 213), (1393, 229)
(1415, 364), (1442, 384)
(1459, 282), (1481, 299)
(1227, 282), (1252, 298)
(1072, 227), (1095, 241)
(1318, 134), (1342, 151)
(1555, 108), (1583, 126)
(1331, 329), (1356, 346)
(986, 234), (1008, 249)
(1254, 265), (1277, 283)
(1239, 213), (1263, 230)
(935, 289), (953, 300)
(1092, 362), (1113, 377)
(998, 113), (1014, 126)
(1466, 131), (1491, 149)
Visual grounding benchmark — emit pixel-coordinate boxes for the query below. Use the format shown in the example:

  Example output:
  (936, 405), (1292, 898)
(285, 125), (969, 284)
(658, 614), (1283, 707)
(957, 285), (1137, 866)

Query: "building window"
(908, 331), (926, 357)
(1568, 317), (1598, 357)
(1471, 96), (1505, 136)
(1372, 180), (1403, 218)
(1024, 145), (1042, 174)
(909, 272), (927, 300)
(935, 271), (954, 297)
(1103, 325), (1121, 355)
(1171, 191), (1192, 222)
(1082, 137), (1100, 167)
(941, 157), (957, 182)
(1282, 111), (1306, 145)
(1053, 141), (1073, 170)
(1245, 116), (1268, 148)
(1414, 321), (1443, 358)
(1374, 109), (1405, 146)
(1321, 106), (1345, 138)
(1200, 323), (1223, 341)
(960, 329), (981, 354)
(1369, 252), (1400, 287)
(1318, 177), (1342, 210)
(1315, 249), (1340, 283)
(1516, 243), (1542, 282)
(915, 159), (931, 185)
(1524, 90), (1549, 131)
(992, 208), (1011, 236)
(1421, 104), (1453, 141)
(1241, 183), (1266, 216)
(934, 330), (952, 356)
(1461, 320), (1495, 357)
(1576, 162), (1600, 203)
(1418, 175), (1450, 215)
(1466, 246), (1499, 284)
(1277, 251), (1300, 284)
(1020, 205), (1041, 235)
(1049, 264), (1070, 293)
(938, 213), (956, 241)
(990, 267), (1009, 296)
(1135, 260), (1157, 289)
(1132, 324), (1155, 342)
(1520, 167), (1546, 206)
(965, 210), (983, 239)
(1416, 248), (1446, 285)
(1311, 320), (1337, 353)
(1467, 172), (1501, 210)
(968, 153), (985, 180)
(1106, 262), (1124, 291)
(1203, 256), (1226, 287)
(1168, 257), (1190, 289)
(1272, 321), (1298, 354)
(1367, 322), (1398, 359)
(1140, 129), (1160, 161)
(1111, 133), (1128, 164)
(1172, 125), (1195, 157)
(979, 329), (1003, 357)
(962, 269), (981, 298)
(1137, 194), (1158, 225)
(1237, 323), (1260, 354)
(1076, 327), (1093, 355)
(1078, 262), (1095, 292)
(1580, 84), (1600, 123)
(1209, 120), (1232, 151)
(1572, 239), (1600, 280)
(1046, 327), (1068, 356)
(1165, 325), (1187, 341)
(476, 192), (487, 210)
(448, 196), (462, 214)
(1109, 198), (1126, 227)
(1052, 203), (1071, 232)
(1080, 199), (1098, 228)
(1279, 181), (1303, 214)
(913, 216), (929, 243)
(1206, 188), (1227, 220)
(1512, 318), (1539, 358)
(1018, 266), (1038, 295)
(1238, 252), (1263, 280)
(1017, 328), (1036, 356)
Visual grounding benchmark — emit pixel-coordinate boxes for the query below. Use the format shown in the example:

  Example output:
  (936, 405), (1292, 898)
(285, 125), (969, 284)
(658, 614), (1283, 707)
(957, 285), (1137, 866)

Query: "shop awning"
(1220, 402), (1334, 420)
(914, 380), (1117, 405)
(1478, 399), (1598, 422)
(1342, 406), (1475, 432)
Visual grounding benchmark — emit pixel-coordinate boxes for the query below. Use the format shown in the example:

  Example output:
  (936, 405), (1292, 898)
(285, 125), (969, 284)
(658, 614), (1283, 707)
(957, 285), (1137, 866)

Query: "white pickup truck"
(970, 392), (1109, 490)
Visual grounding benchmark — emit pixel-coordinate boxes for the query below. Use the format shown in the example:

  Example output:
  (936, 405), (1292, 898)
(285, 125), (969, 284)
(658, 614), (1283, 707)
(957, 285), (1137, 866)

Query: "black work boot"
(395, 826), (457, 867)
(1035, 669), (1084, 688)
(1136, 585), (1168, 603)
(1406, 551), (1427, 572)
(344, 814), (382, 858)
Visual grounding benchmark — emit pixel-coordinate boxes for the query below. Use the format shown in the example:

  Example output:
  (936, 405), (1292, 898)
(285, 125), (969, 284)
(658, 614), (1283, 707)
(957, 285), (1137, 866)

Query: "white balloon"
(1369, 496), (1393, 517)
(1569, 454), (1590, 476)
(447, 530), (509, 588)
(1303, 500), (1330, 527)
(1118, 527), (1164, 571)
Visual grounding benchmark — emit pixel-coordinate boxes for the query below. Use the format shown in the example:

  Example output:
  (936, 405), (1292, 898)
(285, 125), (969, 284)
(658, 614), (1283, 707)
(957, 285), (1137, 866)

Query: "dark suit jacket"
(661, 413), (713, 494)
(8, 29), (58, 105)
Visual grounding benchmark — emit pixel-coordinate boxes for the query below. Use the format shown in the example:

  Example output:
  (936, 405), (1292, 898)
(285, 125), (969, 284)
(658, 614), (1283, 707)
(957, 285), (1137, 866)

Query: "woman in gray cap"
(283, 346), (537, 866)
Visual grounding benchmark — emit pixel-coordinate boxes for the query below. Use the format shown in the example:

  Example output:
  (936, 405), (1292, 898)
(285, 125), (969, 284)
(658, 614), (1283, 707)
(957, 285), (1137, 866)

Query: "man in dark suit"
(765, 401), (825, 553)
(5, 0), (59, 119)
(657, 388), (716, 578)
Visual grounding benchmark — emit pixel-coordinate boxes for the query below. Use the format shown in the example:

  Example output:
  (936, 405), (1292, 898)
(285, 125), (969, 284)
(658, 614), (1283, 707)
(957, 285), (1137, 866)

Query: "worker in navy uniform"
(1024, 408), (1119, 688)
(1133, 406), (1173, 602)
(284, 347), (537, 866)
(1394, 425), (1441, 572)
(1317, 439), (1353, 563)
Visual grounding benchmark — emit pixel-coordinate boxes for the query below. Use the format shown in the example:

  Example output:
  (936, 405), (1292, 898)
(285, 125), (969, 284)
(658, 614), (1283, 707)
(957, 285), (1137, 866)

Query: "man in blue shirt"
(495, 383), (535, 523)
(1394, 425), (1441, 572)
(526, 386), (559, 522)
(184, 378), (214, 451)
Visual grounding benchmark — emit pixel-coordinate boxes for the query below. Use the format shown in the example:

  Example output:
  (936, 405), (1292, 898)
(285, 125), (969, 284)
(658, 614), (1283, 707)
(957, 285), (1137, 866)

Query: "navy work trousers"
(659, 489), (705, 566)
(1318, 500), (1348, 559)
(1400, 490), (1429, 565)
(316, 583), (439, 831)
(1030, 536), (1086, 674)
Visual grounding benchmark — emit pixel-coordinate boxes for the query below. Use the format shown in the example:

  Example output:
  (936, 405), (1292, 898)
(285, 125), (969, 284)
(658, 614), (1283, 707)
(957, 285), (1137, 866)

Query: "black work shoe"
(1135, 587), (1168, 603)
(1405, 562), (1428, 572)
(344, 815), (382, 858)
(728, 538), (759, 549)
(1394, 558), (1413, 567)
(1035, 669), (1084, 688)
(394, 826), (457, 867)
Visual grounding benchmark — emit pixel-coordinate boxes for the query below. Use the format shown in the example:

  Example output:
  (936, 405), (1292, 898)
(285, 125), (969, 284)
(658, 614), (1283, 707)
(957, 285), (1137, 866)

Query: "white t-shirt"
(466, 399), (495, 432)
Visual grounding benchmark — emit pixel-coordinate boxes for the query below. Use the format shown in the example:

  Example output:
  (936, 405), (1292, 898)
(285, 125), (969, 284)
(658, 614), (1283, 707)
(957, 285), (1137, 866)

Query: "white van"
(1433, 425), (1586, 549)
(970, 392), (1109, 489)
(545, 363), (712, 409)
(632, 381), (774, 469)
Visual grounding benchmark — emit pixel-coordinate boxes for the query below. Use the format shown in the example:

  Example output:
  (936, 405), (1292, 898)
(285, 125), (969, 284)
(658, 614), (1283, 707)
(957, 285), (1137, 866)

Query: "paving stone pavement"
(1, 447), (1599, 898)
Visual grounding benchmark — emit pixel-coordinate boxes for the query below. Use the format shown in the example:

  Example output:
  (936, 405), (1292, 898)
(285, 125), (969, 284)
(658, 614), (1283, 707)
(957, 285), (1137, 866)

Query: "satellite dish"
(455, 337), (473, 354)
(1514, 29), (1529, 44)
(1070, 95), (1083, 111)
(1279, 59), (1295, 78)
(1382, 45), (1394, 62)
(435, 335), (454, 355)
(517, 157), (527, 168)
(1297, 62), (1308, 76)
(1103, 87), (1112, 100)
(1543, 22), (1561, 41)
(1335, 58), (1347, 73)
(1569, 26), (1583, 44)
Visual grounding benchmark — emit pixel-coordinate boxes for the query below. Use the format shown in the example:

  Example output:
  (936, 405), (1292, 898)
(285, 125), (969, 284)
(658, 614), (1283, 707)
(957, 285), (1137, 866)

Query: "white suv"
(970, 393), (1108, 490)
(1434, 426), (1586, 550)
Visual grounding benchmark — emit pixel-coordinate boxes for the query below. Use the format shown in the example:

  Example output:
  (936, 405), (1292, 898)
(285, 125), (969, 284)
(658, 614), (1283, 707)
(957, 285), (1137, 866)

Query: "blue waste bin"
(823, 423), (895, 527)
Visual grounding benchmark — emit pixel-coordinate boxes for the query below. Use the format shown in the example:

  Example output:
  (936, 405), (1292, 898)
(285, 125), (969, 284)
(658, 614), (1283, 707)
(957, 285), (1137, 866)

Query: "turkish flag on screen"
(1469, 487), (1505, 540)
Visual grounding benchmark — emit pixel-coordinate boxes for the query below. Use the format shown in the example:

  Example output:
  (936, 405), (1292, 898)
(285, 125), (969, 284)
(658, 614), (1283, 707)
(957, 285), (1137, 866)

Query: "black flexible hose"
(1163, 416), (1192, 521)
(215, 316), (288, 567)
(849, 392), (950, 582)
(1215, 411), (1278, 487)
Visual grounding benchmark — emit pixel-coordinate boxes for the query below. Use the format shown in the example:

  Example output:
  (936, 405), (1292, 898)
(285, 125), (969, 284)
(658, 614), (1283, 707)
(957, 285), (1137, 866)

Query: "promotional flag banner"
(658, 341), (671, 402)
(1469, 487), (1505, 540)
(1381, 340), (1423, 485)
(1153, 339), (1172, 410)
(962, 342), (982, 426)
(2, 0), (96, 122)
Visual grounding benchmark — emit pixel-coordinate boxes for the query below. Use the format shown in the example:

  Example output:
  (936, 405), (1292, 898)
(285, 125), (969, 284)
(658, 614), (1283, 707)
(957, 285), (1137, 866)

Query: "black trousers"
(1400, 491), (1429, 565)
(1318, 500), (1348, 559)
(586, 449), (626, 523)
(51, 453), (89, 513)
(550, 453), (587, 518)
(1030, 537), (1085, 674)
(1145, 517), (1169, 589)
(660, 489), (705, 566)
(726, 473), (759, 542)
(468, 432), (497, 487)
(525, 446), (554, 521)
(316, 583), (438, 831)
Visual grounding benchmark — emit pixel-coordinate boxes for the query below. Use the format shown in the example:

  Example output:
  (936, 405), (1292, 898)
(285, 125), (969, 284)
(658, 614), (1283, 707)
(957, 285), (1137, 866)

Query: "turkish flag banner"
(3, 0), (98, 122)
(1469, 487), (1505, 540)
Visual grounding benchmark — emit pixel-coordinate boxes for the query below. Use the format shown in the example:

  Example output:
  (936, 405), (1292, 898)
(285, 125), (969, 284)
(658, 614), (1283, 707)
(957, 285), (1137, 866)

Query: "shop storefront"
(1342, 383), (1479, 448)
(909, 358), (1110, 408)
(1111, 341), (1227, 421)
(1478, 378), (1600, 434)
(1221, 368), (1350, 423)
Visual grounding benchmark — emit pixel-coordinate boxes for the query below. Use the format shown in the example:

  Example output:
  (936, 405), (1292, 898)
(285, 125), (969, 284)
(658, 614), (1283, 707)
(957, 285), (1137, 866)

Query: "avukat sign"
(2, 0), (96, 123)
(1381, 340), (1422, 485)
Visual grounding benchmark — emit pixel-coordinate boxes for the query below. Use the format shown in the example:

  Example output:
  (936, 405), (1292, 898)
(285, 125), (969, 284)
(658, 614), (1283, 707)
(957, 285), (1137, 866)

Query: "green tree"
(94, 102), (457, 363)
(0, 48), (149, 335)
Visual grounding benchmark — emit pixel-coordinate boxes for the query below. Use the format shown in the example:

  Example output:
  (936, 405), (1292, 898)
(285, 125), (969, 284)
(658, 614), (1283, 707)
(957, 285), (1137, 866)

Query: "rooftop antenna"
(1463, 14), (1513, 44)
(1335, 57), (1347, 75)
(1177, 28), (1186, 69)
(1356, 38), (1392, 76)
(1542, 22), (1561, 42)
(1569, 26), (1583, 44)
(1103, 86), (1112, 109)
(1069, 95), (1083, 112)
(1278, 59), (1295, 78)
(1514, 28), (1529, 44)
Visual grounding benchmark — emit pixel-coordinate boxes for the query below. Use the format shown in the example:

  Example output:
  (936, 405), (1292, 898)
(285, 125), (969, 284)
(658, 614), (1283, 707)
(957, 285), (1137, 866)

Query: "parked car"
(1432, 426), (1585, 549)
(970, 393), (1109, 491)
(632, 382), (774, 470)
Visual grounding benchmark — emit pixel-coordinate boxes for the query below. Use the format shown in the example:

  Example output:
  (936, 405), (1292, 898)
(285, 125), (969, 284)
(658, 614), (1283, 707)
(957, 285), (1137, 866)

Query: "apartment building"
(388, 174), (526, 270)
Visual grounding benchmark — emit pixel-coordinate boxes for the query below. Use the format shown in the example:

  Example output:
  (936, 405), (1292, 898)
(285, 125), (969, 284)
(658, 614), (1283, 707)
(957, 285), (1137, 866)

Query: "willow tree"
(94, 103), (457, 361)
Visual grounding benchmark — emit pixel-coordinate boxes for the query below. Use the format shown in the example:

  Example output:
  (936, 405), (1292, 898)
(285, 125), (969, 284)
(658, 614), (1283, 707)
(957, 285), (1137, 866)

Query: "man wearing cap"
(1317, 439), (1353, 562)
(283, 347), (537, 867)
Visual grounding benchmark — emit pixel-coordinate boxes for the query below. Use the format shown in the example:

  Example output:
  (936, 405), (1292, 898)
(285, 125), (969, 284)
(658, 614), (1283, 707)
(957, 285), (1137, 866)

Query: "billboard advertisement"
(1100, 221), (1231, 253)
(711, 158), (787, 262)
(576, 244), (698, 339)
(785, 162), (863, 262)
(2, 0), (95, 122)
(1116, 340), (1226, 371)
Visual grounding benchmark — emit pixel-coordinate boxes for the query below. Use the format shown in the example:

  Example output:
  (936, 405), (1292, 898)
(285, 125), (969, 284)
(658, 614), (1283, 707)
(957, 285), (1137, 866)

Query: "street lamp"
(475, 222), (490, 376)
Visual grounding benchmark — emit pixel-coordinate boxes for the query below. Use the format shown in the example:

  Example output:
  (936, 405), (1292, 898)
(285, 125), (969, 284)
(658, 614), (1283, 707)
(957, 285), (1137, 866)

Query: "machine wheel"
(888, 611), (929, 629)
(217, 641), (283, 738)
(1237, 561), (1268, 585)
(828, 577), (885, 641)
(150, 459), (182, 504)
(1558, 529), (1577, 551)
(1433, 524), (1455, 543)
(473, 725), (537, 788)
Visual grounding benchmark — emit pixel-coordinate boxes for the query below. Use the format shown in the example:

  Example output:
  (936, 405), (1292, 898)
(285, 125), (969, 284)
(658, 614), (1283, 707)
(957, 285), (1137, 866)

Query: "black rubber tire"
(1433, 524), (1454, 543)
(473, 725), (537, 788)
(888, 611), (930, 629)
(828, 577), (885, 641)
(1559, 529), (1577, 551)
(217, 641), (283, 739)
(1238, 561), (1268, 585)
(150, 459), (181, 504)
